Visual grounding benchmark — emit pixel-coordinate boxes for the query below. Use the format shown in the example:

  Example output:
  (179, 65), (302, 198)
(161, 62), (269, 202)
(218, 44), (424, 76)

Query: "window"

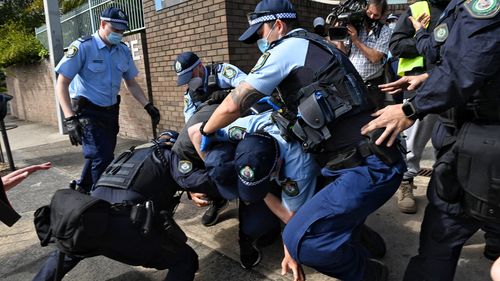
(155, 0), (187, 11)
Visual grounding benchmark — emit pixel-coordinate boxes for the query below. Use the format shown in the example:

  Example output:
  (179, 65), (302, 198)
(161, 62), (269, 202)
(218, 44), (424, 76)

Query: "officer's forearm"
(125, 78), (149, 107)
(187, 123), (206, 160)
(55, 75), (75, 118)
(263, 193), (294, 224)
(352, 39), (384, 64)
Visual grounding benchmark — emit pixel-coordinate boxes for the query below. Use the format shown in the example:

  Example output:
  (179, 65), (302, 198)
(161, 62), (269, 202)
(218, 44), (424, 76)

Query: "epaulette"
(77, 35), (93, 43)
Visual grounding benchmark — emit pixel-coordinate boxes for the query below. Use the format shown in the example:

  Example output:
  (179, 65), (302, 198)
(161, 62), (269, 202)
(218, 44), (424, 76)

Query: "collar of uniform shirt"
(94, 32), (108, 49)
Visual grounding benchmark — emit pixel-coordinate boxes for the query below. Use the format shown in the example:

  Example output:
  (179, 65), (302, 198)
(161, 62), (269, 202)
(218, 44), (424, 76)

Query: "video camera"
(326, 0), (367, 41)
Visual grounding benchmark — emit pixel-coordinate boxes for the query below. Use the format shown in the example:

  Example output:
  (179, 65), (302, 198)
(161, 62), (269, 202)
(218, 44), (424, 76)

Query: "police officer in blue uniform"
(193, 0), (406, 280)
(32, 131), (204, 281)
(190, 111), (320, 269)
(361, 0), (500, 279)
(174, 51), (246, 122)
(56, 7), (161, 193)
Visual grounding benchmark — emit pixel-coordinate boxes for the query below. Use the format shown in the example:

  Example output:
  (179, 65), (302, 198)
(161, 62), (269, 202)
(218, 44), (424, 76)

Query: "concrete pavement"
(0, 115), (493, 281)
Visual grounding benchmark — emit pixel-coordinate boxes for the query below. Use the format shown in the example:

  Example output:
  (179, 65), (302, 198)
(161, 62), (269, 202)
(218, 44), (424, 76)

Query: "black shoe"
(362, 259), (388, 281)
(201, 198), (228, 227)
(360, 224), (386, 259)
(69, 180), (90, 194)
(239, 233), (262, 269)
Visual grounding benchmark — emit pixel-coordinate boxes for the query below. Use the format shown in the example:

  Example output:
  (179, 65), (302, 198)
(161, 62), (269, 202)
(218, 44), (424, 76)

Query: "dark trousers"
(365, 75), (387, 111)
(403, 203), (498, 281)
(77, 107), (119, 192)
(32, 214), (198, 281)
(239, 199), (280, 239)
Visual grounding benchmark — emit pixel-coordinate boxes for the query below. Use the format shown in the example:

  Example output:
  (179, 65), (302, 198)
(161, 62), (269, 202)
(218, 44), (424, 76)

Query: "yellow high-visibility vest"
(397, 1), (430, 76)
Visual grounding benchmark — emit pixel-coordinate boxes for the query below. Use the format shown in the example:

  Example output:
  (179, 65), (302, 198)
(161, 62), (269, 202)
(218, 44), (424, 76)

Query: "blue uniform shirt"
(183, 63), (247, 122)
(55, 33), (139, 107)
(216, 111), (320, 212)
(244, 28), (309, 95)
(412, 0), (500, 115)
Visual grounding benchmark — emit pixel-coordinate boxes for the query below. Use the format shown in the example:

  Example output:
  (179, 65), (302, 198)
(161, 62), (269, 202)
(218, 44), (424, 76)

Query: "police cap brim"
(239, 22), (263, 44)
(108, 21), (129, 31)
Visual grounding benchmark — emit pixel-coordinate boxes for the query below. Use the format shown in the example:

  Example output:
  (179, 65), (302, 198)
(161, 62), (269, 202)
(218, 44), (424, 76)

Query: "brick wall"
(6, 60), (58, 126)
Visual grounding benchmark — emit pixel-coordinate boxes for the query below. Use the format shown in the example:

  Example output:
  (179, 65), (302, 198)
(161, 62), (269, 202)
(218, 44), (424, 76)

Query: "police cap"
(100, 7), (129, 31)
(174, 52), (202, 86)
(205, 142), (239, 200)
(234, 132), (279, 202)
(239, 0), (297, 44)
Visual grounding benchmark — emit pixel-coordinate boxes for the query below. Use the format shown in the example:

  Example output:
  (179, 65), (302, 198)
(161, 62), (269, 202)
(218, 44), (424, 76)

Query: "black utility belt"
(73, 96), (120, 112)
(325, 142), (373, 170)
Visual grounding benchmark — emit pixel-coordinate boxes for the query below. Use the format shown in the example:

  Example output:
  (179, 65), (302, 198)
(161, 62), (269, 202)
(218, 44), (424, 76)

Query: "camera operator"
(334, 0), (391, 110)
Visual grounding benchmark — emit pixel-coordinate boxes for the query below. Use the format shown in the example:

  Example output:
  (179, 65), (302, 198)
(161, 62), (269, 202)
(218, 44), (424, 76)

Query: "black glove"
(64, 115), (83, 146)
(144, 103), (160, 126)
(207, 90), (229, 105)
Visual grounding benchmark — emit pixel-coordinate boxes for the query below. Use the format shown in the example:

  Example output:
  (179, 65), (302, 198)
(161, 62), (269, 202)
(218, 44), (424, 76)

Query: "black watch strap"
(199, 121), (215, 137)
(402, 99), (419, 121)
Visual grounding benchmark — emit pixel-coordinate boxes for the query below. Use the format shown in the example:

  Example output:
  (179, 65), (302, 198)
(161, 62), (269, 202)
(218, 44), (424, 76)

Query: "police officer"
(32, 131), (202, 281)
(193, 0), (405, 280)
(174, 51), (246, 122)
(389, 0), (448, 214)
(361, 0), (500, 279)
(56, 7), (161, 193)
(190, 110), (320, 269)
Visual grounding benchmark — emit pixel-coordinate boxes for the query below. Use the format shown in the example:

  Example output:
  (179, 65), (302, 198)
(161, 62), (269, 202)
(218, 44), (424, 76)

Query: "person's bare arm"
(263, 193), (295, 224)
(3, 162), (52, 192)
(56, 75), (75, 118)
(188, 122), (206, 160)
(201, 82), (264, 135)
(124, 78), (149, 107)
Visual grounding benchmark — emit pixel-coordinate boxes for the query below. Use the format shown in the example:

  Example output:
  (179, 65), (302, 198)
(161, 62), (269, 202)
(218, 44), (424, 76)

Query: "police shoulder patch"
(178, 160), (193, 174)
(66, 46), (79, 58)
(464, 0), (500, 18)
(251, 52), (270, 73)
(222, 66), (237, 79)
(228, 126), (246, 142)
(281, 179), (299, 197)
(433, 23), (449, 43)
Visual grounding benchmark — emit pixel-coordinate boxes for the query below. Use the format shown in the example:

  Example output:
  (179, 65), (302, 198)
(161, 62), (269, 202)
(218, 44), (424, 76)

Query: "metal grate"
(35, 0), (145, 49)
(418, 168), (433, 177)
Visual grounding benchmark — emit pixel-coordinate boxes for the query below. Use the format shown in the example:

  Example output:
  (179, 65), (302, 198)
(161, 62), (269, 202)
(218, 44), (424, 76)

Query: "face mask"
(314, 26), (326, 37)
(107, 31), (123, 45)
(365, 14), (379, 27)
(256, 23), (276, 53)
(388, 22), (396, 30)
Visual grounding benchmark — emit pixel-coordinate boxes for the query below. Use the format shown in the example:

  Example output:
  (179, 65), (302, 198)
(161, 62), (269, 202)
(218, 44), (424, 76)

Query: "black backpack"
(34, 189), (110, 257)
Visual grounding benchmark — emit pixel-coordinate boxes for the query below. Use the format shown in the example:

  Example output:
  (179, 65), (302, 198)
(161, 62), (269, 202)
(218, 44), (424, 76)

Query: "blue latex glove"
(200, 135), (214, 152)
(257, 96), (281, 111)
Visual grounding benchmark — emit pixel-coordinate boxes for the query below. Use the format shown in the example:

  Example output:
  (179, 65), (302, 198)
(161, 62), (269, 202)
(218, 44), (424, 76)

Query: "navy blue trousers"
(283, 155), (405, 281)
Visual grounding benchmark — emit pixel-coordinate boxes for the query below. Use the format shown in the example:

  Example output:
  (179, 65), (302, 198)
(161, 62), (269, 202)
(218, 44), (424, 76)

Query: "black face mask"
(314, 25), (326, 37)
(429, 0), (451, 7)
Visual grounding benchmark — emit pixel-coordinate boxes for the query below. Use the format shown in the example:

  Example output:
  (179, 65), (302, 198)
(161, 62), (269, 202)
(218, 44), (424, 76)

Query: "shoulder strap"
(77, 35), (93, 43)
(279, 30), (338, 55)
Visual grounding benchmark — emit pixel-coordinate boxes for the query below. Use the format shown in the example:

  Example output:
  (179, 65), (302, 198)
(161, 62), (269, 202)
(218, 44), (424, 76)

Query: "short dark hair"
(368, 0), (388, 14)
(264, 18), (299, 32)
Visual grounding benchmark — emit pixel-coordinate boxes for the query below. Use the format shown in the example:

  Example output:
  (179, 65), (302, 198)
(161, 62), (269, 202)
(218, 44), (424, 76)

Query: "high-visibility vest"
(397, 1), (430, 76)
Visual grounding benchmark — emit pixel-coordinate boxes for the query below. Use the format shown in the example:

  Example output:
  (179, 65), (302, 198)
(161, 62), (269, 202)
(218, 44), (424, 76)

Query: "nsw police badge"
(251, 52), (270, 73)
(222, 66), (237, 79)
(282, 180), (299, 197)
(175, 61), (183, 73)
(239, 166), (255, 181)
(66, 46), (78, 58)
(178, 160), (193, 174)
(228, 126), (246, 142)
(433, 23), (449, 43)
(464, 0), (500, 18)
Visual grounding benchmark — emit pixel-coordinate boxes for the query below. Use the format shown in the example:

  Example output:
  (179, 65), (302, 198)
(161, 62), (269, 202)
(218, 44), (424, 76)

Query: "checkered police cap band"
(100, 16), (128, 25)
(237, 132), (280, 187)
(176, 59), (201, 76)
(248, 12), (297, 25)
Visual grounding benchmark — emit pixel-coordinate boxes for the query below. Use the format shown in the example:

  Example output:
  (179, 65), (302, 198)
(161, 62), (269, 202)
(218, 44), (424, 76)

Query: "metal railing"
(35, 0), (145, 49)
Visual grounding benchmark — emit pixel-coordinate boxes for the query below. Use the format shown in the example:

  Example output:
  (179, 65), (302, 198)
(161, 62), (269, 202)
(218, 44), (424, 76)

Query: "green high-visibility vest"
(397, 1), (430, 76)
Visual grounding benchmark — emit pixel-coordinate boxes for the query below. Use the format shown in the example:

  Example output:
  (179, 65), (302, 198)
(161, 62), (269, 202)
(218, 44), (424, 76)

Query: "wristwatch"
(199, 121), (215, 137)
(402, 99), (418, 120)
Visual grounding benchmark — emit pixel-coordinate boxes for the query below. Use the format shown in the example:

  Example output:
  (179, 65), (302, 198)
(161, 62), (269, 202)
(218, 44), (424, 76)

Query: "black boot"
(201, 198), (228, 227)
(360, 224), (387, 259)
(239, 231), (261, 269)
(362, 259), (388, 281)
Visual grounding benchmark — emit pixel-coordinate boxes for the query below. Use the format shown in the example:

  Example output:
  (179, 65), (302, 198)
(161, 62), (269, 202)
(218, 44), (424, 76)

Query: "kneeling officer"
(32, 131), (200, 281)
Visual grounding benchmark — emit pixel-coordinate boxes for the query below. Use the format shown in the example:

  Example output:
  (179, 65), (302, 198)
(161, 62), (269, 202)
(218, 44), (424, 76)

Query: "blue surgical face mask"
(107, 31), (123, 45)
(256, 23), (276, 53)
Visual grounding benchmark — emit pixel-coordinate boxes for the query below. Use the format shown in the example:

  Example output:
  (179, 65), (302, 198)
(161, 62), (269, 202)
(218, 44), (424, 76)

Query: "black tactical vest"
(95, 141), (180, 212)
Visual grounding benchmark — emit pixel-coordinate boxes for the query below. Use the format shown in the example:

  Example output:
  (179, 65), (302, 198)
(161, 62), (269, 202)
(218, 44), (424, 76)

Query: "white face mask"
(256, 22), (277, 53)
